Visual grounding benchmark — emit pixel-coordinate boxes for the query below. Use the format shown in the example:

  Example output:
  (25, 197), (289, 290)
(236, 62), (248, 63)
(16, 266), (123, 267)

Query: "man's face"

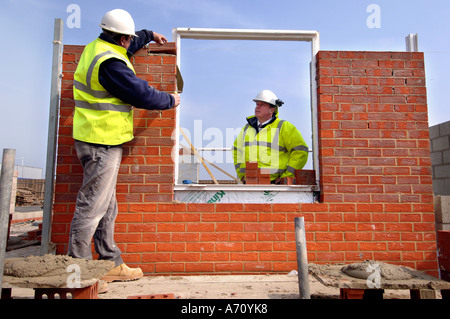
(254, 101), (274, 122)
(120, 35), (133, 50)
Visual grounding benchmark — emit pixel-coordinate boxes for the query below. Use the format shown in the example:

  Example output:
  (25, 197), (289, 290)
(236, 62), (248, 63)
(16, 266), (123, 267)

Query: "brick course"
(51, 46), (438, 276)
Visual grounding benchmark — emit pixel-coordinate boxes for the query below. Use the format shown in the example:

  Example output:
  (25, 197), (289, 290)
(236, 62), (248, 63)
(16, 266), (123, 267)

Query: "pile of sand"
(341, 260), (414, 280)
(3, 254), (114, 288)
(309, 260), (450, 291)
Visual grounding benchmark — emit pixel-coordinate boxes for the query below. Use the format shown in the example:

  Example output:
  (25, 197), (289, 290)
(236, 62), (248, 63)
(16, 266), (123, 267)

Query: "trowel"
(176, 65), (184, 93)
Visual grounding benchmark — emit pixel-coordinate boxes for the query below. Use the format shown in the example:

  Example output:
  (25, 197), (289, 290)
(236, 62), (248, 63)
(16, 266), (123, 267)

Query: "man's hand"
(171, 94), (181, 107)
(153, 32), (168, 45)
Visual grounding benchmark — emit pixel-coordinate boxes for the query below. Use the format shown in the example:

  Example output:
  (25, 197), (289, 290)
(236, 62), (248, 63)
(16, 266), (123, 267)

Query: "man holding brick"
(68, 9), (180, 285)
(232, 90), (308, 184)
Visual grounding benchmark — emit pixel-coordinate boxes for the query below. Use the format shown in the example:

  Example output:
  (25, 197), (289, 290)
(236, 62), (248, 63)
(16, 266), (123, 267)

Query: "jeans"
(68, 140), (124, 267)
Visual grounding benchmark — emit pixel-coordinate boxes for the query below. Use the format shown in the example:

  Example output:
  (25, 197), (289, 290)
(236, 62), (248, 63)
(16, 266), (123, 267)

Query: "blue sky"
(1, 0), (450, 176)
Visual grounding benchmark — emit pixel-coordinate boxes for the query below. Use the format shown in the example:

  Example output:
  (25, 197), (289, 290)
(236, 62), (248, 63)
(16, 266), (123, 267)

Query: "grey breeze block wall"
(430, 120), (450, 196)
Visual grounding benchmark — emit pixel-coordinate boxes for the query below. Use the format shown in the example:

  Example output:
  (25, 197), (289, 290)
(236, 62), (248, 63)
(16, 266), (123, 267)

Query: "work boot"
(102, 263), (144, 282)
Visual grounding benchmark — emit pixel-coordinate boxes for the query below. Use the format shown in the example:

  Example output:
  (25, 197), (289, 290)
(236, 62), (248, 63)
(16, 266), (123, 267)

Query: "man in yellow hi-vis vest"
(68, 9), (180, 286)
(233, 90), (308, 184)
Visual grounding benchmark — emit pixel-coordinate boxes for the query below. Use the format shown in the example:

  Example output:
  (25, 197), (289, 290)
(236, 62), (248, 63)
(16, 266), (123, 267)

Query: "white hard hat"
(99, 9), (138, 37)
(253, 90), (284, 107)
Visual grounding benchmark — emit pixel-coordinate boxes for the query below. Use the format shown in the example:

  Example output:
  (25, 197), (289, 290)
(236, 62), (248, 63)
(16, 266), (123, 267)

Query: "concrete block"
(435, 196), (450, 223)
(431, 151), (443, 166)
(445, 179), (450, 195)
(436, 179), (450, 196)
(436, 223), (450, 231)
(435, 165), (450, 178)
(440, 121), (450, 136)
(432, 136), (450, 152)
(429, 125), (440, 139)
(444, 150), (450, 164)
(433, 179), (445, 195)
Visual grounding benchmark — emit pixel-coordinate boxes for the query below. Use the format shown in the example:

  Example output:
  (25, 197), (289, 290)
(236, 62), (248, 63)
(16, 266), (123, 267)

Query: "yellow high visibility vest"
(233, 115), (309, 181)
(73, 38), (136, 145)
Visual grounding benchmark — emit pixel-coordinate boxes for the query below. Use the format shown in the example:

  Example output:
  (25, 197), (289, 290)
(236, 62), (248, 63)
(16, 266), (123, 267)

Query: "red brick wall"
(52, 46), (438, 276)
(315, 51), (437, 275)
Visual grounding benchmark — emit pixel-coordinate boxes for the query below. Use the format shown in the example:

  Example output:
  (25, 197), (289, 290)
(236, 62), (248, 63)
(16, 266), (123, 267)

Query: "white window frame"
(172, 28), (320, 200)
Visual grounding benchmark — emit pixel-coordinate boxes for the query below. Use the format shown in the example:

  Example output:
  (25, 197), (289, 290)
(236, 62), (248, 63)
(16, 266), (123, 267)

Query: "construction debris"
(15, 188), (42, 206)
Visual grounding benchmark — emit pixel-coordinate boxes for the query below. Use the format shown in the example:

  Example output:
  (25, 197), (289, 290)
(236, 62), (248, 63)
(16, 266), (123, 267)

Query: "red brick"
(201, 213), (229, 222)
(316, 232), (343, 241)
(332, 242), (359, 252)
(216, 242), (243, 252)
(215, 203), (244, 212)
(244, 204), (272, 212)
(246, 161), (258, 170)
(126, 243), (156, 253)
(216, 223), (243, 232)
(230, 213), (258, 222)
(156, 243), (185, 252)
(157, 223), (185, 232)
(360, 242), (387, 251)
(260, 252), (287, 261)
(230, 232), (257, 241)
(244, 262), (272, 272)
(316, 252), (345, 262)
(155, 263), (184, 273)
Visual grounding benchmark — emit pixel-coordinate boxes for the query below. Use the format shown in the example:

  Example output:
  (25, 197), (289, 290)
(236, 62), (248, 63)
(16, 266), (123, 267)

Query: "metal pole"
(405, 33), (418, 52)
(295, 216), (310, 299)
(41, 18), (63, 255)
(0, 149), (16, 288)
